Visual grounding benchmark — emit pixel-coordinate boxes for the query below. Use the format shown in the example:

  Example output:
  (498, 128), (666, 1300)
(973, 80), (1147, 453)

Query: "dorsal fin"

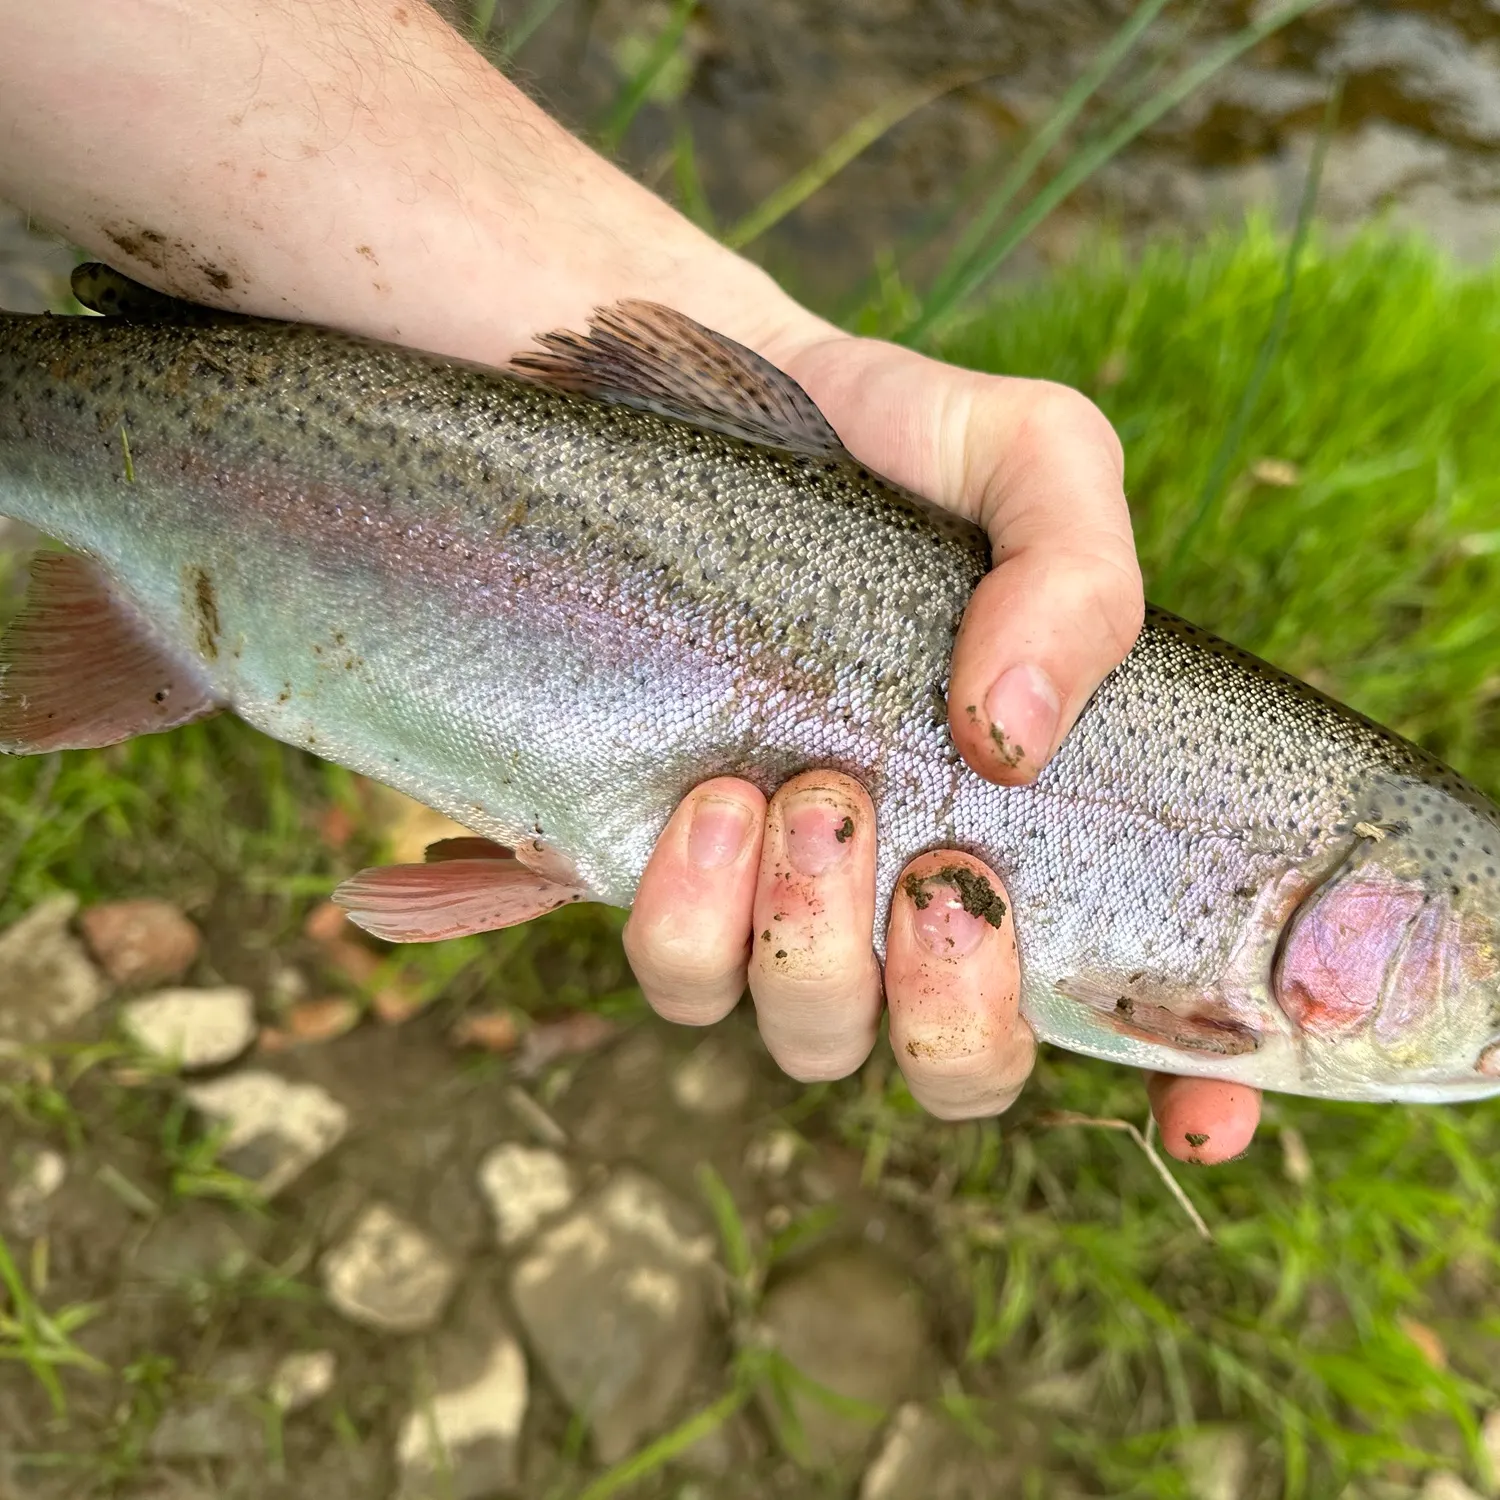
(71, 263), (231, 323)
(511, 300), (847, 459)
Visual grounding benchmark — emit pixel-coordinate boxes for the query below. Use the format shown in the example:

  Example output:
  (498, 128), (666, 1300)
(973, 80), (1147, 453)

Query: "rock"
(149, 1351), (269, 1462)
(758, 1248), (933, 1471)
(477, 1143), (575, 1248)
(510, 1169), (716, 1462)
(1421, 1476), (1486, 1500)
(0, 895), (108, 1044)
(79, 899), (201, 988)
(1325, 14), (1500, 147)
(1482, 1407), (1500, 1487)
(268, 1350), (337, 1413)
(149, 1398), (262, 1462)
(184, 1070), (349, 1197)
(1178, 1426), (1253, 1500)
(670, 1036), (753, 1117)
(745, 1127), (803, 1180)
(281, 996), (361, 1044)
(320, 1202), (459, 1333)
(120, 987), (256, 1070)
(129, 1203), (266, 1284)
(394, 1317), (528, 1499)
(4, 1146), (66, 1237)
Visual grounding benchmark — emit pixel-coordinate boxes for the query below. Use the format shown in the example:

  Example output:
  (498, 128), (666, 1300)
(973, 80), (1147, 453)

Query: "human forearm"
(0, 0), (820, 361)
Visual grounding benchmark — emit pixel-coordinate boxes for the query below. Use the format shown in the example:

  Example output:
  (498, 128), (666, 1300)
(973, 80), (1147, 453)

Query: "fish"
(1, 263), (1498, 1104)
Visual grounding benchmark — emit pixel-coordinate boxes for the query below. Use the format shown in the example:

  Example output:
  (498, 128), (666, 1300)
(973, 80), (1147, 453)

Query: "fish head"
(1273, 770), (1500, 1099)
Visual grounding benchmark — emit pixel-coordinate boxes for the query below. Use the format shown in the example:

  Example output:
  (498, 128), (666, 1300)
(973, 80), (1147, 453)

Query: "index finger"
(775, 337), (1142, 788)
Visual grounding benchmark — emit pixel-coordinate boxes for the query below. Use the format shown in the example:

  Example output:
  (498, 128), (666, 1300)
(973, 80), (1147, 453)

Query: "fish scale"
(2, 272), (1499, 1102)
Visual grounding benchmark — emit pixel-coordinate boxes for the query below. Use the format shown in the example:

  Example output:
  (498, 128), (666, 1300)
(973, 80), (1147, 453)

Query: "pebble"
(670, 1035), (753, 1117)
(282, 996), (361, 1043)
(149, 1350), (269, 1462)
(477, 1142), (575, 1247)
(320, 1201), (459, 1333)
(0, 895), (108, 1044)
(184, 1070), (349, 1197)
(79, 898), (201, 987)
(1482, 1407), (1500, 1482)
(510, 1169), (716, 1462)
(758, 1248), (933, 1471)
(745, 1127), (803, 1180)
(1420, 1476), (1486, 1500)
(268, 1350), (337, 1414)
(120, 986), (256, 1070)
(1178, 1427), (1253, 1500)
(394, 1324), (529, 1499)
(4, 1145), (66, 1237)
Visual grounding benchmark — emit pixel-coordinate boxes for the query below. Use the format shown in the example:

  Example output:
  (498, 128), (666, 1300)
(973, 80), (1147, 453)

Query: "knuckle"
(624, 922), (743, 996)
(1023, 380), (1124, 469)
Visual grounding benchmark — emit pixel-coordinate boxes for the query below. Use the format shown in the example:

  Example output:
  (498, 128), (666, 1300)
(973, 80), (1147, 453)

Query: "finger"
(623, 777), (765, 1026)
(885, 850), (1036, 1120)
(748, 770), (883, 1082)
(771, 338), (1142, 788)
(945, 379), (1142, 785)
(1146, 1074), (1262, 1165)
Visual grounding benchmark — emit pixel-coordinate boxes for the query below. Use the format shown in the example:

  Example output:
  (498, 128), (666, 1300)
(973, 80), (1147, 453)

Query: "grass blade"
(471, 0), (499, 40)
(670, 114), (715, 231)
(492, 0), (569, 60)
(1161, 78), (1343, 586)
(595, 0), (698, 155)
(922, 0), (1173, 314)
(723, 72), (984, 252)
(906, 0), (1325, 341)
(1036, 1111), (1212, 1241)
(574, 1383), (749, 1500)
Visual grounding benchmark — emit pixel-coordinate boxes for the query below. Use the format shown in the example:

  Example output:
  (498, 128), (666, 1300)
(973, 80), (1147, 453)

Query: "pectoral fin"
(0, 553), (221, 753)
(333, 858), (588, 943)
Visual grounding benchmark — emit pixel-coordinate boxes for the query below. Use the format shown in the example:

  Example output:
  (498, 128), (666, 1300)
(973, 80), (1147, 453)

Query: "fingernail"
(983, 663), (1062, 772)
(687, 796), (752, 870)
(784, 791), (856, 877)
(907, 878), (988, 958)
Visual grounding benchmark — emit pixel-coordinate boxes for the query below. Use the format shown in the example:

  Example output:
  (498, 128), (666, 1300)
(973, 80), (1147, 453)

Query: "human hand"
(625, 329), (1263, 1165)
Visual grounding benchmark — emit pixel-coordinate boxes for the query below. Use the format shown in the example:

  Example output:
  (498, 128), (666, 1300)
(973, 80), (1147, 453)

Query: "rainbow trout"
(2, 265), (1498, 1104)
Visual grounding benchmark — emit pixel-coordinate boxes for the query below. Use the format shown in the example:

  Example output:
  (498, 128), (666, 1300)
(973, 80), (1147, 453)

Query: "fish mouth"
(1271, 841), (1500, 1077)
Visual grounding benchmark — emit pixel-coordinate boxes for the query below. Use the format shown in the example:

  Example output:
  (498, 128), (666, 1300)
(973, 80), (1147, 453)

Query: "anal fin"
(0, 553), (222, 754)
(334, 856), (588, 943)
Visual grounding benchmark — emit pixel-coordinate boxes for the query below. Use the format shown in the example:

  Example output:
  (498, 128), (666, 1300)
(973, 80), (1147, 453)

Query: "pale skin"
(0, 0), (1261, 1162)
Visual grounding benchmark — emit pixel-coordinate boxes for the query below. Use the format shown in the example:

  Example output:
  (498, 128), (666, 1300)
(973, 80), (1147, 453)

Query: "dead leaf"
(1249, 457), (1301, 487)
(1398, 1314), (1448, 1370)
(285, 997), (361, 1043)
(450, 1010), (521, 1053)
